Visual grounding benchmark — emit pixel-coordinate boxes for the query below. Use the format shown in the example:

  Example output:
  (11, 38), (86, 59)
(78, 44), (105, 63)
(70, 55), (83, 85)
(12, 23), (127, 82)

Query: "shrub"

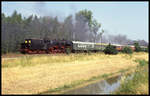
(103, 43), (118, 55)
(144, 48), (148, 52)
(140, 48), (148, 52)
(122, 46), (133, 54)
(134, 42), (141, 52)
(66, 48), (71, 54)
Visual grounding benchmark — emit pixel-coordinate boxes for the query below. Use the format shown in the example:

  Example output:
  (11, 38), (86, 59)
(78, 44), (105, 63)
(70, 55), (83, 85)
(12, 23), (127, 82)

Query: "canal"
(63, 73), (133, 94)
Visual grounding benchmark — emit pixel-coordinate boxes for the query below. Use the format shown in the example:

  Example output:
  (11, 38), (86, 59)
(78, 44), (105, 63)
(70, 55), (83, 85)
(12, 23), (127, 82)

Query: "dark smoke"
(33, 2), (65, 22)
(32, 2), (138, 44)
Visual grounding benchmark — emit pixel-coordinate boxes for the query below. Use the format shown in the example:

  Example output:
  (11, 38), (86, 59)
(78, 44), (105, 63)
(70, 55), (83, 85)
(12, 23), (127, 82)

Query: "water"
(64, 74), (133, 94)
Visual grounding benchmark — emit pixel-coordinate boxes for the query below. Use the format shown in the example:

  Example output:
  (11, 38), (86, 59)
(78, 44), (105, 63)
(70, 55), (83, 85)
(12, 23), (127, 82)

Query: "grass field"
(2, 52), (148, 94)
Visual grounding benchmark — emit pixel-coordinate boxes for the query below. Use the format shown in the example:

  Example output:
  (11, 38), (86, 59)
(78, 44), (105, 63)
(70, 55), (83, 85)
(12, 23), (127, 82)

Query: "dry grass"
(2, 52), (148, 94)
(136, 84), (149, 94)
(2, 52), (27, 58)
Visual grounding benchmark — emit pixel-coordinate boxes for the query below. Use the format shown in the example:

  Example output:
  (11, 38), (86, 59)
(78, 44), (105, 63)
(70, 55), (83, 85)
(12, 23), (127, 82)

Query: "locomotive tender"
(20, 38), (135, 54)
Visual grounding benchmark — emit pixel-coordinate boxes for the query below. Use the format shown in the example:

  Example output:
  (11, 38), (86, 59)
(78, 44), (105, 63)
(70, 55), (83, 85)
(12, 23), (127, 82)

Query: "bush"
(122, 46), (133, 54)
(66, 48), (71, 54)
(140, 48), (148, 52)
(134, 42), (141, 52)
(145, 48), (148, 52)
(103, 43), (118, 55)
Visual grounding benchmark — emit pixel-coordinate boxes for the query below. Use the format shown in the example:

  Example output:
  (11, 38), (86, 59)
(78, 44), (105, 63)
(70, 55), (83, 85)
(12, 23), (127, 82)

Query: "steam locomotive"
(20, 38), (135, 54)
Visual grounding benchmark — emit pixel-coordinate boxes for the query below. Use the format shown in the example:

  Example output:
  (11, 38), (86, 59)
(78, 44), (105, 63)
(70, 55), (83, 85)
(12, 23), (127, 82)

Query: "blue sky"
(2, 1), (149, 42)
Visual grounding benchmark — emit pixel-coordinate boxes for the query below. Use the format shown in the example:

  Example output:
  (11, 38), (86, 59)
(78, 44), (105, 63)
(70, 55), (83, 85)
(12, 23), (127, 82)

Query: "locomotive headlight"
(25, 40), (27, 43)
(29, 40), (31, 43)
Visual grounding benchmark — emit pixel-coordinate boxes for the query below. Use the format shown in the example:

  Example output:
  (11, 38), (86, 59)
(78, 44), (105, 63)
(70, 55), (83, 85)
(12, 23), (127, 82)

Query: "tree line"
(2, 9), (148, 54)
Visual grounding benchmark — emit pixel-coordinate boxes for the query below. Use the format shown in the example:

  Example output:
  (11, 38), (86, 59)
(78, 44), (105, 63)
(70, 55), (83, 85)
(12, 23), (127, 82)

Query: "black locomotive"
(20, 38), (73, 54)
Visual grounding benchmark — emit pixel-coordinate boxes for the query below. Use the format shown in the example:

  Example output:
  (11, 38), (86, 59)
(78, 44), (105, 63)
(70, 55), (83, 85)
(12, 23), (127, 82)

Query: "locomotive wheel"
(60, 46), (65, 53)
(46, 50), (50, 54)
(62, 48), (65, 53)
(47, 48), (52, 54)
(28, 50), (33, 54)
(35, 50), (38, 54)
(48, 47), (56, 54)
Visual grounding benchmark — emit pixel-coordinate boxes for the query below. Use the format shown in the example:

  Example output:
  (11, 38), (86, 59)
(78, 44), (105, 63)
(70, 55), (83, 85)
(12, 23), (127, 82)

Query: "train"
(20, 38), (135, 54)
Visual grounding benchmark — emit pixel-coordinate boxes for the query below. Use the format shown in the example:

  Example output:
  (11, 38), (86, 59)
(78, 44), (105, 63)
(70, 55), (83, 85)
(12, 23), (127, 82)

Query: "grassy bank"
(39, 67), (135, 94)
(2, 52), (148, 94)
(114, 59), (149, 95)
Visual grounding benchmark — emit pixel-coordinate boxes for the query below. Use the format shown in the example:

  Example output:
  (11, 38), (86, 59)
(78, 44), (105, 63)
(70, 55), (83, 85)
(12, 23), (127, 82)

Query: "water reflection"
(64, 75), (121, 94)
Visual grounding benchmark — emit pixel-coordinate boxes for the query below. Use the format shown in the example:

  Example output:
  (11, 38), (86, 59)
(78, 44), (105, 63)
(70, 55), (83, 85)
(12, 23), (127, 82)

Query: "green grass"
(115, 59), (148, 94)
(136, 59), (148, 67)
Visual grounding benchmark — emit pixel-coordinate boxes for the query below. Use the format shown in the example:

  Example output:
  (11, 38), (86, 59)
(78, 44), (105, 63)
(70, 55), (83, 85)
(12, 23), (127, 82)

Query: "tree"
(90, 19), (101, 42)
(75, 9), (102, 42)
(75, 9), (93, 27)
